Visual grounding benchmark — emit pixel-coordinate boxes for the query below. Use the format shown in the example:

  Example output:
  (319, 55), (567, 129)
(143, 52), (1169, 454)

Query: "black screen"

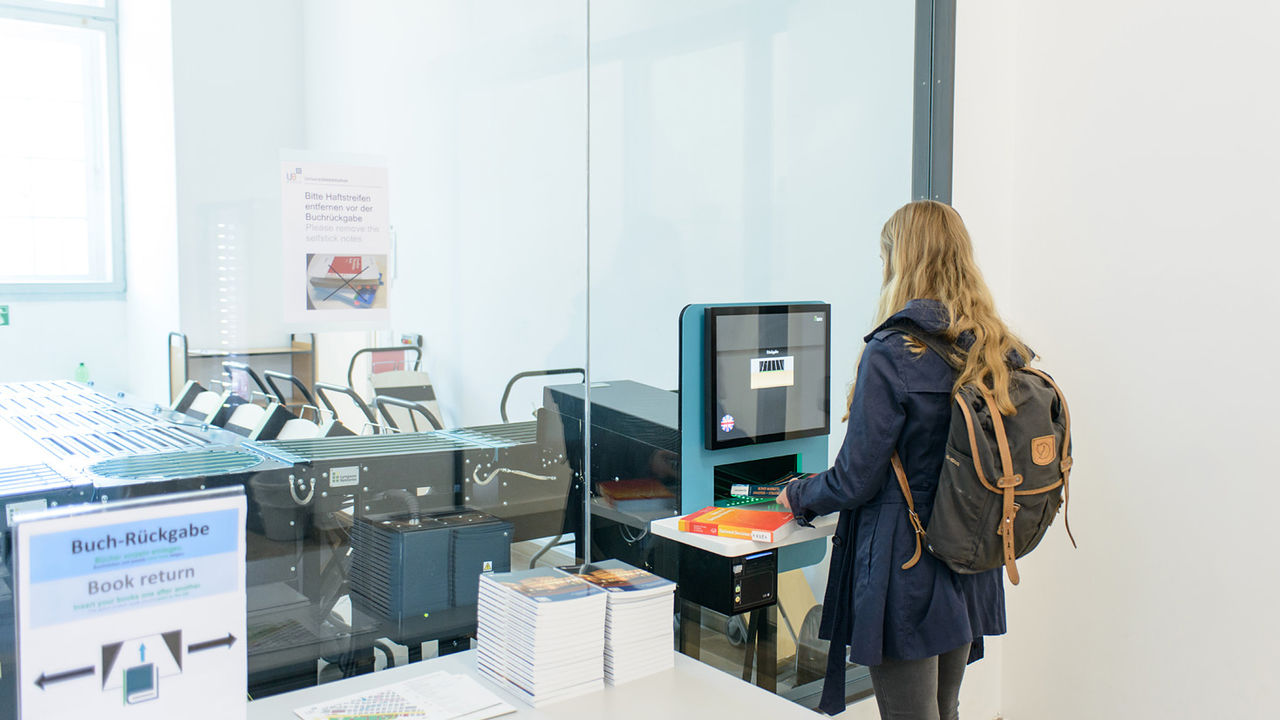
(705, 304), (830, 450)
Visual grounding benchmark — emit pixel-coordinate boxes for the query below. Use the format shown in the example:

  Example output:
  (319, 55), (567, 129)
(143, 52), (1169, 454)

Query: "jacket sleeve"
(788, 336), (907, 522)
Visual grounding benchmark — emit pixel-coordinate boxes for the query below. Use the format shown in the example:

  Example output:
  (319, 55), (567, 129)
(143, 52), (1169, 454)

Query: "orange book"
(677, 506), (795, 543)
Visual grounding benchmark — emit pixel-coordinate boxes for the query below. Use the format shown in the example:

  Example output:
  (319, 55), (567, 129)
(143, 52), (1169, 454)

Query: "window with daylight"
(0, 0), (123, 293)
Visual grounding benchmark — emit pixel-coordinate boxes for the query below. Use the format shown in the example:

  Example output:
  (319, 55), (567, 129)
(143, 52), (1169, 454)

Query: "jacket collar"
(865, 298), (1030, 367)
(863, 299), (949, 342)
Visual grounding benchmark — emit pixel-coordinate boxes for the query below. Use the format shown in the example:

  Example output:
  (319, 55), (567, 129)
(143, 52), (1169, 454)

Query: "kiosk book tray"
(678, 505), (795, 542)
(597, 477), (676, 513)
(728, 471), (813, 499)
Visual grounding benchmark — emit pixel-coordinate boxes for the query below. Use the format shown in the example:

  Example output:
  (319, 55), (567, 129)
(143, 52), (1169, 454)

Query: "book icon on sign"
(306, 254), (387, 310)
(100, 631), (182, 706)
(124, 663), (158, 704)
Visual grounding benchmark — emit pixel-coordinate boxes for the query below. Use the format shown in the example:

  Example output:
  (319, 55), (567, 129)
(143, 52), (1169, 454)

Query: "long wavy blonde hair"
(844, 200), (1030, 418)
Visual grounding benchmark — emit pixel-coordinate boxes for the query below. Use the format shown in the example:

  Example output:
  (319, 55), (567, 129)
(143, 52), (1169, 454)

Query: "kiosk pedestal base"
(678, 599), (777, 693)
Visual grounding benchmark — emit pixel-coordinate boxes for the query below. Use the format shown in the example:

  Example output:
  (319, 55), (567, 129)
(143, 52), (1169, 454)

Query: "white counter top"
(247, 650), (820, 719)
(649, 513), (836, 557)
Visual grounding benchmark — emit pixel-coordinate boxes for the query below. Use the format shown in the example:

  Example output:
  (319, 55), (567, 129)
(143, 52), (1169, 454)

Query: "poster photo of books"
(281, 159), (391, 329)
(304, 253), (387, 310)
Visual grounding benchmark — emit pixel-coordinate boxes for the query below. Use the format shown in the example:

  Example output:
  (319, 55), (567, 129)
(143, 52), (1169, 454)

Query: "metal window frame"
(912, 0), (956, 204)
(0, 0), (126, 296)
(0, 0), (116, 22)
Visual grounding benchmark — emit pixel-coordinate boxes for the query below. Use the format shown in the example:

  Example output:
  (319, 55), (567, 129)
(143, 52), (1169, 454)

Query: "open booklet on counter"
(292, 670), (516, 720)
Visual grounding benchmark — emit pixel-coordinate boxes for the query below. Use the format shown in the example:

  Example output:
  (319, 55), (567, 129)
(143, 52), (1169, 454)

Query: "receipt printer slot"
(677, 545), (777, 616)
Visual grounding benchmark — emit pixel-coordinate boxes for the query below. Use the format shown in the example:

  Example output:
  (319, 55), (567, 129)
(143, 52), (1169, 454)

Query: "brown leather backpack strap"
(978, 386), (1022, 586)
(954, 395), (998, 493)
(1023, 367), (1076, 549)
(892, 452), (925, 570)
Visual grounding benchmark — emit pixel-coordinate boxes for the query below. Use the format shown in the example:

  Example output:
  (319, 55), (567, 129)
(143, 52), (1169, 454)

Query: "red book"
(677, 506), (795, 543)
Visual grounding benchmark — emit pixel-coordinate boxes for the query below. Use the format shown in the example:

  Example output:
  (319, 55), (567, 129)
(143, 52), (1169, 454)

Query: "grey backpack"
(887, 325), (1075, 585)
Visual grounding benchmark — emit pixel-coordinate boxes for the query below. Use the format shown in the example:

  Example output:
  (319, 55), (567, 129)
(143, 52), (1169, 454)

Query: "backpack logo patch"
(1031, 435), (1056, 465)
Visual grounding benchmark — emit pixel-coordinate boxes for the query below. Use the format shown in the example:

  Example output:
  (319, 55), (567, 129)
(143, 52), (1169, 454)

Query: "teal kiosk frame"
(678, 302), (830, 572)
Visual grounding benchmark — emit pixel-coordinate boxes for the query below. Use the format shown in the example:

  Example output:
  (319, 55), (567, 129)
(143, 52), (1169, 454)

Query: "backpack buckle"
(997, 503), (1021, 535)
(997, 474), (1023, 489)
(907, 509), (925, 535)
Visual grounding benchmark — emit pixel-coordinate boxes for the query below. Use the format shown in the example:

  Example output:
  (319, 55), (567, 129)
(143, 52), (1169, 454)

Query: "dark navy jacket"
(786, 299), (1006, 714)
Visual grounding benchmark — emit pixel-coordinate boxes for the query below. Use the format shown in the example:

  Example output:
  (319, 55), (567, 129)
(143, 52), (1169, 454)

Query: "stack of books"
(569, 560), (676, 685)
(476, 568), (607, 706)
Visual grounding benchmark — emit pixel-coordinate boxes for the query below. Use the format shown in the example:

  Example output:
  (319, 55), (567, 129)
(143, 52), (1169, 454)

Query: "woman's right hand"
(776, 486), (792, 511)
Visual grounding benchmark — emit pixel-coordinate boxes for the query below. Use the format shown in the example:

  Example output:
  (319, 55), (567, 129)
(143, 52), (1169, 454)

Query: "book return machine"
(0, 301), (834, 704)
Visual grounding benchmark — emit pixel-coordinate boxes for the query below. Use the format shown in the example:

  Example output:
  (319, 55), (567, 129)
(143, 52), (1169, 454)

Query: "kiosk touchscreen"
(704, 304), (831, 450)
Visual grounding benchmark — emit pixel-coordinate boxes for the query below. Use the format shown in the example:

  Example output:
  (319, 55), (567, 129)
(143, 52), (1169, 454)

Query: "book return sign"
(13, 488), (247, 719)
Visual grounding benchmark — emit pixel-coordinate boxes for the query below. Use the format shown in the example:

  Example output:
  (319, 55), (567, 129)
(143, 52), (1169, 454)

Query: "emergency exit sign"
(0, 305), (8, 327)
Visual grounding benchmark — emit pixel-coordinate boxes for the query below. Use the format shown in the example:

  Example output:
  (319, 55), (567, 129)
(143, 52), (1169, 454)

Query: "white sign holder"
(281, 153), (392, 330)
(13, 488), (247, 719)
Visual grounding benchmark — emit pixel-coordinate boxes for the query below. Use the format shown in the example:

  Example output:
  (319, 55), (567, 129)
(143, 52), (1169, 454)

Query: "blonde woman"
(778, 201), (1026, 719)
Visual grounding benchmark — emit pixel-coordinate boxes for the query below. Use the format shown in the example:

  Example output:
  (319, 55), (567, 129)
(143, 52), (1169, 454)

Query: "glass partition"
(0, 0), (920, 712)
(583, 0), (916, 708)
(0, 0), (589, 704)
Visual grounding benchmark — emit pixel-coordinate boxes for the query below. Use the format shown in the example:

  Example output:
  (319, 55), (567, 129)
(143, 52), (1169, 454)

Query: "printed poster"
(281, 159), (391, 328)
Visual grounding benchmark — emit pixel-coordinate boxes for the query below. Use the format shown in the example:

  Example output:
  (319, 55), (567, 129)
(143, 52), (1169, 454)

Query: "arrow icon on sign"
(35, 666), (95, 690)
(187, 633), (236, 654)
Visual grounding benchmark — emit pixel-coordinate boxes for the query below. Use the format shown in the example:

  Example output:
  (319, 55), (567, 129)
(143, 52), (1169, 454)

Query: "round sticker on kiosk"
(720, 414), (735, 433)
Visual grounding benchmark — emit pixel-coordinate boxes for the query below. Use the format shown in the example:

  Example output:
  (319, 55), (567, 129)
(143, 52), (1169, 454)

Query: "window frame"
(0, 0), (125, 296)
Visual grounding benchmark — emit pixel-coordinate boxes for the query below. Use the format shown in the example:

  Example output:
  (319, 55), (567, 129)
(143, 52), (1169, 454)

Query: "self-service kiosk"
(543, 302), (836, 698)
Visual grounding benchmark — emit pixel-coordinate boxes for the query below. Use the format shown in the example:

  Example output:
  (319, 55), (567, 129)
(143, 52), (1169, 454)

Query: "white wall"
(587, 0), (914, 458)
(170, 0), (305, 352)
(587, 0), (911, 528)
(119, 0), (180, 403)
(954, 2), (1280, 717)
(0, 299), (129, 387)
(300, 0), (588, 428)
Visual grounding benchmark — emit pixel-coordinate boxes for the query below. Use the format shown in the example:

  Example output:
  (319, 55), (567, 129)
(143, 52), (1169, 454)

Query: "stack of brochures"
(476, 568), (607, 706)
(570, 559), (676, 685)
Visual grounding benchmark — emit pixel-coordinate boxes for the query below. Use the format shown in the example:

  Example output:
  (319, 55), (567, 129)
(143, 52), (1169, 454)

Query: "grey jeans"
(867, 644), (970, 720)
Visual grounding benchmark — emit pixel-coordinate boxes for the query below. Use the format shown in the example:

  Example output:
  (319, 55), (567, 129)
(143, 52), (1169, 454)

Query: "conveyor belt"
(0, 463), (79, 498)
(88, 447), (268, 481)
(0, 381), (222, 467)
(263, 421), (538, 461)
